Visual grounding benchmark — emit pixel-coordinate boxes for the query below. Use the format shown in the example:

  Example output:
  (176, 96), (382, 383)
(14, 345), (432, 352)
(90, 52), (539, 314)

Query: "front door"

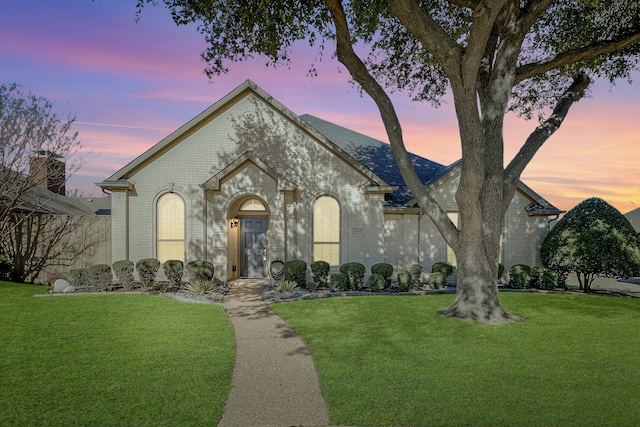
(240, 217), (267, 277)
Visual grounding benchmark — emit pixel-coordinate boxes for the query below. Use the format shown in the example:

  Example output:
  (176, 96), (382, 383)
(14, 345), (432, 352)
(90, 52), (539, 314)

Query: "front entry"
(240, 217), (267, 277)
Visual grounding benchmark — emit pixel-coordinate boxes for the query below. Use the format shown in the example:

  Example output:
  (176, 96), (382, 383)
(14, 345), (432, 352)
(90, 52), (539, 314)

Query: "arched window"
(157, 193), (185, 263)
(313, 196), (340, 266)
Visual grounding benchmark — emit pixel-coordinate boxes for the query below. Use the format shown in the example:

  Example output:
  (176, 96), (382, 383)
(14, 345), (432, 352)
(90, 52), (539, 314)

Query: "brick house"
(97, 80), (561, 282)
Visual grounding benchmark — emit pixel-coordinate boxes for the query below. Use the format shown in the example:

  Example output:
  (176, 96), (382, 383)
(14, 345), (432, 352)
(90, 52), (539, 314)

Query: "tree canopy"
(136, 1), (640, 323)
(541, 197), (640, 290)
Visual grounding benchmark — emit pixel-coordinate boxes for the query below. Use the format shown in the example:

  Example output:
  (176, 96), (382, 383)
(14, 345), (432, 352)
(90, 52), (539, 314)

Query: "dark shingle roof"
(300, 114), (448, 206)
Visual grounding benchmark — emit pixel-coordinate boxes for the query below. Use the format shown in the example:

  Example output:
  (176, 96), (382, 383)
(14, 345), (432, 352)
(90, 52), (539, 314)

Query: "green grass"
(0, 282), (235, 427)
(272, 293), (640, 427)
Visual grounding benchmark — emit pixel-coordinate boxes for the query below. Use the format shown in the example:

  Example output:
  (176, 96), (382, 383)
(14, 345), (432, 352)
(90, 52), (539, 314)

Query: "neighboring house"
(625, 207), (640, 233)
(1, 154), (112, 283)
(97, 80), (562, 282)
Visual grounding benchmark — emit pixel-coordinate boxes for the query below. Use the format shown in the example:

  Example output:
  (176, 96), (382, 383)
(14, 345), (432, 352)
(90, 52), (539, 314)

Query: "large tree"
(136, 0), (640, 323)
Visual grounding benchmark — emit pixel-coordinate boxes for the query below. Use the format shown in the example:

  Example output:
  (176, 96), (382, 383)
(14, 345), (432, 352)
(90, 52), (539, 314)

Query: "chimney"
(29, 151), (66, 195)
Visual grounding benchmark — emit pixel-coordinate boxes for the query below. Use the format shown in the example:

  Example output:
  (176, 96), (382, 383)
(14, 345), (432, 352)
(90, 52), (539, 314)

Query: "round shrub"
(88, 264), (112, 291)
(368, 273), (386, 292)
(310, 260), (330, 289)
(69, 268), (89, 287)
(340, 262), (366, 290)
(509, 264), (532, 289)
(284, 260), (308, 288)
(531, 267), (558, 290)
(330, 273), (348, 291)
(430, 271), (446, 289)
(112, 260), (134, 291)
(162, 260), (184, 289)
(136, 258), (161, 287)
(185, 260), (214, 282)
(405, 263), (423, 286)
(371, 263), (393, 287)
(431, 262), (454, 278)
(397, 271), (413, 291)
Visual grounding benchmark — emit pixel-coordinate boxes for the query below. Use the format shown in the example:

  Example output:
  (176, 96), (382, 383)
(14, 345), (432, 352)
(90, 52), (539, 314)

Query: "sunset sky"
(1, 0), (639, 214)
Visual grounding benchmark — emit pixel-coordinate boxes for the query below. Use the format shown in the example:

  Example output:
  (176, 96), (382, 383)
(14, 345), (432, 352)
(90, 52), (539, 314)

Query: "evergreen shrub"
(368, 273), (386, 292)
(112, 260), (135, 291)
(136, 258), (160, 287)
(310, 260), (330, 289)
(510, 264), (532, 289)
(284, 260), (308, 288)
(330, 273), (348, 291)
(397, 271), (413, 291)
(69, 268), (89, 287)
(163, 260), (184, 289)
(185, 260), (214, 282)
(430, 272), (446, 289)
(340, 262), (366, 290)
(405, 263), (423, 286)
(88, 264), (112, 291)
(371, 263), (393, 287)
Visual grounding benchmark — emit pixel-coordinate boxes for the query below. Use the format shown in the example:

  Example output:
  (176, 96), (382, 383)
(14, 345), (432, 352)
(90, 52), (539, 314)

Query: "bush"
(0, 255), (11, 280)
(498, 263), (505, 281)
(183, 279), (217, 295)
(284, 260), (308, 288)
(431, 262), (453, 278)
(275, 280), (299, 293)
(340, 262), (366, 290)
(185, 260), (214, 282)
(371, 263), (394, 287)
(310, 260), (330, 289)
(136, 258), (160, 287)
(397, 271), (413, 291)
(330, 273), (348, 291)
(368, 273), (386, 292)
(531, 267), (558, 290)
(405, 263), (423, 286)
(163, 260), (184, 289)
(112, 260), (135, 291)
(510, 264), (532, 289)
(88, 264), (112, 291)
(430, 272), (446, 289)
(69, 268), (89, 287)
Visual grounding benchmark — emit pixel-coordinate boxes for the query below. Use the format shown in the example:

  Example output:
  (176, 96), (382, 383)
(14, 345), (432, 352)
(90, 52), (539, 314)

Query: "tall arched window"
(157, 193), (185, 263)
(313, 196), (340, 266)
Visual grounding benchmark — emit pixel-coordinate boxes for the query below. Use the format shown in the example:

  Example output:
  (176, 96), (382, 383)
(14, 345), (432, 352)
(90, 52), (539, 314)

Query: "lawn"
(0, 282), (235, 427)
(272, 292), (640, 427)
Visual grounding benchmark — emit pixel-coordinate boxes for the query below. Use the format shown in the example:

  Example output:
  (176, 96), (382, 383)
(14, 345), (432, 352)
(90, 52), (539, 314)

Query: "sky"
(1, 0), (639, 214)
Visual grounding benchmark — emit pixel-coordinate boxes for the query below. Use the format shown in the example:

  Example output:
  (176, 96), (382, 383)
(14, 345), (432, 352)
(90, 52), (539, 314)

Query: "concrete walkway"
(218, 279), (330, 427)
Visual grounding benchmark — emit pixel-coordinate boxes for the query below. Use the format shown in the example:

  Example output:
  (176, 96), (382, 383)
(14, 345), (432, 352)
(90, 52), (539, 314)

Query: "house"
(97, 80), (561, 282)
(626, 207), (640, 233)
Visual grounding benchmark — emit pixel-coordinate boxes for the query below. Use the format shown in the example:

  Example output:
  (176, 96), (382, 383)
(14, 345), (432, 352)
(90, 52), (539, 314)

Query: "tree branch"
(323, 0), (460, 248)
(515, 31), (640, 84)
(503, 74), (591, 203)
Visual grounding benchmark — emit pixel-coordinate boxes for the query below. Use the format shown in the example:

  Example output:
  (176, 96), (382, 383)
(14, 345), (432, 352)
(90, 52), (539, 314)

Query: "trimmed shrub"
(163, 260), (184, 289)
(112, 260), (135, 291)
(531, 266), (558, 290)
(430, 272), (446, 289)
(340, 262), (366, 290)
(69, 268), (89, 287)
(397, 271), (413, 291)
(371, 263), (394, 287)
(368, 273), (386, 292)
(498, 263), (505, 281)
(431, 262), (454, 279)
(405, 263), (423, 286)
(330, 273), (348, 291)
(284, 260), (308, 288)
(88, 264), (112, 291)
(310, 260), (330, 289)
(0, 255), (11, 280)
(136, 258), (160, 287)
(185, 260), (214, 282)
(510, 264), (532, 289)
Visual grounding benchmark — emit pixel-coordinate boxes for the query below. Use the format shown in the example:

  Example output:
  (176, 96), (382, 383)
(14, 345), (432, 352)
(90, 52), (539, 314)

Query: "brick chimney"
(29, 151), (66, 195)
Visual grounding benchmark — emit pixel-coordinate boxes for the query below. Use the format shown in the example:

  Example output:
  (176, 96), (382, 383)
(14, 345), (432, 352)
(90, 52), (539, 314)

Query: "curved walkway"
(218, 279), (330, 427)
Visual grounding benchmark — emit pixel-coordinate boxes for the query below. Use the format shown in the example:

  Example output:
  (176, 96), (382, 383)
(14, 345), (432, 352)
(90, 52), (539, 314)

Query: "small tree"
(541, 198), (640, 291)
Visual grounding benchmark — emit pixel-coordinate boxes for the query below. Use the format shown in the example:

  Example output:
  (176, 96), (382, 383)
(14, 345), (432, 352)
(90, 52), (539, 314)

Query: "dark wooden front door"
(240, 217), (267, 277)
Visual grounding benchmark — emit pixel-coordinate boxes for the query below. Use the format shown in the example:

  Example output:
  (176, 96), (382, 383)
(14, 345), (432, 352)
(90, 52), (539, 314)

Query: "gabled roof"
(202, 151), (296, 191)
(98, 80), (389, 190)
(300, 114), (448, 206)
(301, 115), (562, 215)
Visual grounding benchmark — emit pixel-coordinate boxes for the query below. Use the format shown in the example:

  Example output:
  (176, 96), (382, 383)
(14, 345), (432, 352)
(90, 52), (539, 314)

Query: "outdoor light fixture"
(230, 216), (239, 229)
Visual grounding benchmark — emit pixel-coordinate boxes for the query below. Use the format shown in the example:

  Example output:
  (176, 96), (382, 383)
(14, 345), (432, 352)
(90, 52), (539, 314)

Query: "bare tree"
(1, 83), (85, 282)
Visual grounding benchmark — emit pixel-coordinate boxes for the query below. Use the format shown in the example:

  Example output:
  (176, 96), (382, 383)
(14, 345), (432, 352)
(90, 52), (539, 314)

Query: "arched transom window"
(313, 196), (340, 266)
(157, 193), (185, 263)
(239, 198), (266, 212)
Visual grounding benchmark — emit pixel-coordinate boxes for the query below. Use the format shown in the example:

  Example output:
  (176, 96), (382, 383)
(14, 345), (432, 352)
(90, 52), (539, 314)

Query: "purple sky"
(2, 0), (639, 213)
